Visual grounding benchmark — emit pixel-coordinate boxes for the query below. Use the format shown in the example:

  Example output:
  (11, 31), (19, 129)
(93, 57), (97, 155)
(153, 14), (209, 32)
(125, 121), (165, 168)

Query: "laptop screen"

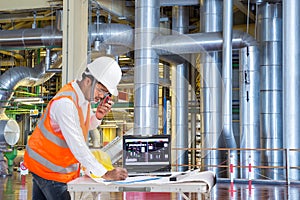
(123, 135), (171, 173)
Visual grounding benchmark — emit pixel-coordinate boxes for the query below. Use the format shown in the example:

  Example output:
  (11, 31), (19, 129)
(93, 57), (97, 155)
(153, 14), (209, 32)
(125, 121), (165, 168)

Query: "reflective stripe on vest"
(37, 106), (68, 148)
(26, 145), (78, 173)
(27, 89), (79, 173)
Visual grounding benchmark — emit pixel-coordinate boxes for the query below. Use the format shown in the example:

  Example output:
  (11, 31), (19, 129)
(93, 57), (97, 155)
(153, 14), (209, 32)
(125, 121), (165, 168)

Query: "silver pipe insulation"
(0, 23), (133, 51)
(152, 30), (257, 55)
(222, 0), (238, 178)
(257, 3), (283, 180)
(0, 51), (62, 115)
(172, 6), (189, 172)
(0, 27), (62, 49)
(133, 0), (160, 135)
(283, 0), (300, 181)
(239, 46), (260, 179)
(199, 0), (223, 177)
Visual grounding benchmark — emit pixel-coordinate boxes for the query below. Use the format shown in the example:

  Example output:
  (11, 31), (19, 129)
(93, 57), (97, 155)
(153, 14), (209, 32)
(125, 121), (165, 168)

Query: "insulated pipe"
(257, 3), (283, 180)
(0, 28), (62, 49)
(199, 0), (223, 177)
(283, 0), (300, 181)
(152, 30), (257, 55)
(239, 46), (260, 179)
(134, 0), (160, 135)
(222, 0), (238, 178)
(0, 23), (133, 51)
(172, 6), (189, 172)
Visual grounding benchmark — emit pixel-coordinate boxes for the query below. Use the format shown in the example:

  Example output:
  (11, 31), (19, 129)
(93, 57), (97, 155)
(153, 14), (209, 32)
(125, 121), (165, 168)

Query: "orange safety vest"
(24, 82), (90, 183)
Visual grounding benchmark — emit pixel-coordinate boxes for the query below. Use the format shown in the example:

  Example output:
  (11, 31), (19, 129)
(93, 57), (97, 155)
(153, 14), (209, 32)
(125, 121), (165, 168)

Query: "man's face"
(94, 82), (110, 103)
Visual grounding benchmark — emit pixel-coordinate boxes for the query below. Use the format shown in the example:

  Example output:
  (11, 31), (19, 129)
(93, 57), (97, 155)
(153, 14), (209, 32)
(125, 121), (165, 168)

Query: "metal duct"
(172, 6), (189, 172)
(152, 30), (257, 55)
(199, 0), (223, 177)
(134, 0), (160, 135)
(0, 23), (133, 52)
(0, 27), (62, 49)
(0, 51), (62, 115)
(222, 0), (238, 178)
(239, 46), (260, 179)
(283, 0), (300, 182)
(257, 3), (283, 180)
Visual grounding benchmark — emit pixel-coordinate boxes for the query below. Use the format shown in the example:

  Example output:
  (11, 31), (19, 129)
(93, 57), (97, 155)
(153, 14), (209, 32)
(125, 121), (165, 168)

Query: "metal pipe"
(0, 23), (133, 52)
(199, 0), (223, 177)
(222, 0), (238, 178)
(239, 46), (260, 179)
(283, 0), (300, 181)
(152, 30), (257, 55)
(134, 0), (160, 135)
(258, 3), (283, 180)
(172, 6), (189, 172)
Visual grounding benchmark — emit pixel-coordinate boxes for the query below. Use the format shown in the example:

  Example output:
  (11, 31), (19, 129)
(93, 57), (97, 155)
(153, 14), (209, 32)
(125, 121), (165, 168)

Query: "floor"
(1, 171), (300, 200)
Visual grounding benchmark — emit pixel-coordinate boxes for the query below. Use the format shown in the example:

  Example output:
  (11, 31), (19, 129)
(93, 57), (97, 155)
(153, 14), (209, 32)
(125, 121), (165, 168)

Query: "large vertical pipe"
(258, 3), (283, 180)
(172, 6), (189, 172)
(199, 0), (223, 176)
(239, 46), (260, 179)
(222, 0), (238, 178)
(283, 0), (300, 181)
(134, 0), (160, 135)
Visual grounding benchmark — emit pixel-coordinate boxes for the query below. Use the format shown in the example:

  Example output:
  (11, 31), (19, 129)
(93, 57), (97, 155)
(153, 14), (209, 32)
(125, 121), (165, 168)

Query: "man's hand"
(95, 99), (114, 120)
(102, 167), (128, 180)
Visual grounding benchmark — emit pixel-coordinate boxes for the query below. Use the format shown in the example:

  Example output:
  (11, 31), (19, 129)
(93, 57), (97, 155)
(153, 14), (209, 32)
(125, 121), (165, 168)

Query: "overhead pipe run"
(0, 23), (133, 52)
(152, 30), (257, 55)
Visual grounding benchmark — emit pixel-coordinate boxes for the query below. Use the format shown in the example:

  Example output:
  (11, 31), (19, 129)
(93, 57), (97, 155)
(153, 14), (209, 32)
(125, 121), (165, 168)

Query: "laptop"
(123, 134), (172, 177)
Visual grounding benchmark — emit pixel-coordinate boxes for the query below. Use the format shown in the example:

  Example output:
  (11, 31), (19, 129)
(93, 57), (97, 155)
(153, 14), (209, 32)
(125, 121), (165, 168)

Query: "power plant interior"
(0, 0), (300, 199)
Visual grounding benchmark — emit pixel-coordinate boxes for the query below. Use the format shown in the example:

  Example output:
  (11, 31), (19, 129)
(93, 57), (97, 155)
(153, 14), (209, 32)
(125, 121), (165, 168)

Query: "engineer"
(24, 56), (128, 200)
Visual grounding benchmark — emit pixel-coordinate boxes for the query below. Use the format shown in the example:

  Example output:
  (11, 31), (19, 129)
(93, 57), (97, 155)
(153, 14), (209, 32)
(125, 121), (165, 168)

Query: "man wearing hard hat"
(24, 56), (128, 200)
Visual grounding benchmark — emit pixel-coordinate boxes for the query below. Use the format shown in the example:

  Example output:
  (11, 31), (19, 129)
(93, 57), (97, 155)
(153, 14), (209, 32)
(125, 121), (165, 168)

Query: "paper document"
(91, 176), (163, 185)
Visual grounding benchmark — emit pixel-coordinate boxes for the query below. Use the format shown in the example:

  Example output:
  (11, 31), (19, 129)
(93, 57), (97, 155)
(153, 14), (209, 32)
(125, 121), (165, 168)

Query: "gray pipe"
(134, 0), (160, 135)
(258, 3), (283, 180)
(239, 46), (260, 179)
(172, 6), (189, 172)
(222, 0), (238, 178)
(152, 30), (257, 55)
(199, 0), (223, 177)
(283, 0), (300, 181)
(0, 28), (62, 49)
(0, 23), (133, 52)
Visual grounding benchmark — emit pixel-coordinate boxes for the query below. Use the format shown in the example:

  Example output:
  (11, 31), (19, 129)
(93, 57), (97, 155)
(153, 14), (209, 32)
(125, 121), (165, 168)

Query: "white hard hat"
(87, 56), (122, 96)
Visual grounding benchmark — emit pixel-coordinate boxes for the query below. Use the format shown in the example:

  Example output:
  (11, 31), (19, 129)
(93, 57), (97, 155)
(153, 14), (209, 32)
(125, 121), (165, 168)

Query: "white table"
(67, 173), (215, 200)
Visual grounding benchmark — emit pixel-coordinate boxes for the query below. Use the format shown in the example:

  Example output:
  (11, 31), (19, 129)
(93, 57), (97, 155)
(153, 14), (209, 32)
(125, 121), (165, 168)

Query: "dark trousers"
(32, 173), (71, 200)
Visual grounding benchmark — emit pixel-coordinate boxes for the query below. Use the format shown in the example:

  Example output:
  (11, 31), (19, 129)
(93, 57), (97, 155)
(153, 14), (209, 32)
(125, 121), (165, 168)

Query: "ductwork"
(0, 27), (62, 49)
(0, 23), (133, 52)
(0, 51), (62, 115)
